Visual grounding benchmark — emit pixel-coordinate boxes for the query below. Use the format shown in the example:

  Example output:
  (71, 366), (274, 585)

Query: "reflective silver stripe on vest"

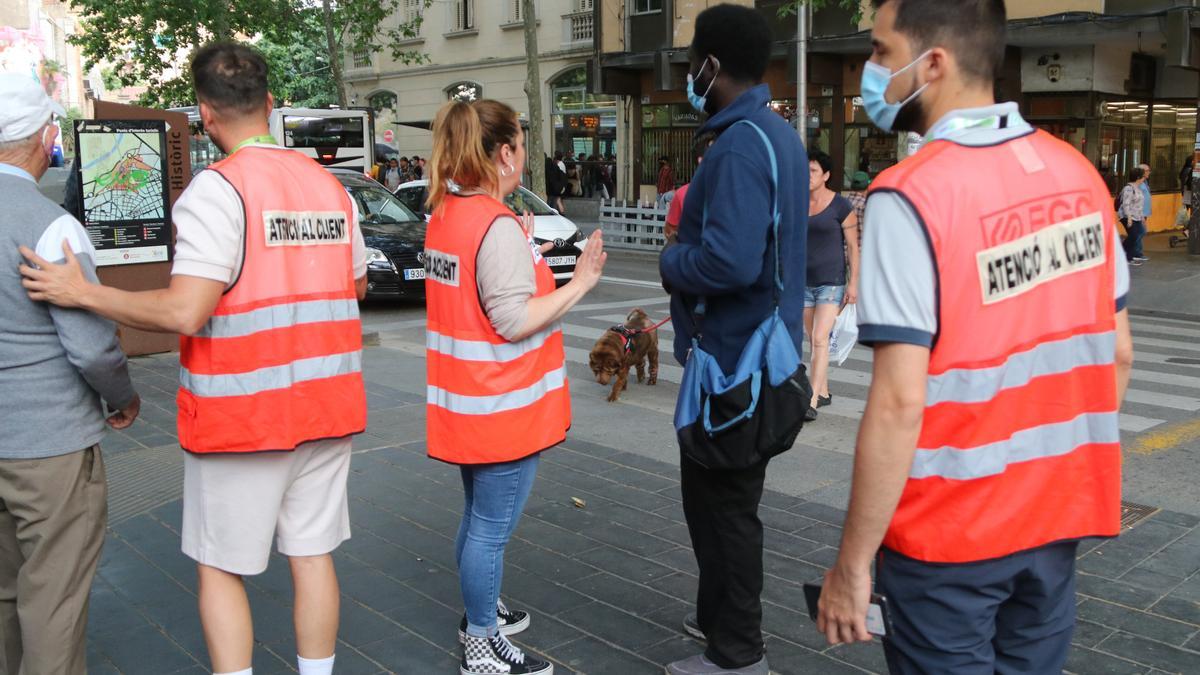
(427, 366), (566, 415)
(927, 331), (1116, 406)
(911, 411), (1119, 481)
(196, 298), (360, 339)
(426, 325), (558, 363)
(180, 351), (362, 398)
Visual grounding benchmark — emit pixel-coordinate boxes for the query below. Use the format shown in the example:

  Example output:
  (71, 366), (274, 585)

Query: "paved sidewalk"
(87, 350), (1200, 674)
(1127, 232), (1200, 320)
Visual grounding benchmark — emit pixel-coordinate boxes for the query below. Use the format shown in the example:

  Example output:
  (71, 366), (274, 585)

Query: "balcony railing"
(562, 10), (594, 50)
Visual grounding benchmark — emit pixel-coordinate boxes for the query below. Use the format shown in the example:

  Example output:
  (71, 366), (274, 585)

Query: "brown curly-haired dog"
(589, 308), (660, 403)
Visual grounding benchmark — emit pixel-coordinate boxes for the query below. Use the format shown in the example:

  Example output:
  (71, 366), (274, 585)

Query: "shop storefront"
(1025, 94), (1197, 231)
(640, 103), (702, 185)
(552, 67), (617, 160)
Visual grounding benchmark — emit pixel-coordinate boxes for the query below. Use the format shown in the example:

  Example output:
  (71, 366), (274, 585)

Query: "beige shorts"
(181, 438), (352, 575)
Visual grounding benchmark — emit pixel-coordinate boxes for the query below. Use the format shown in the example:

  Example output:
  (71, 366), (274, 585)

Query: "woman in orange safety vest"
(423, 99), (606, 675)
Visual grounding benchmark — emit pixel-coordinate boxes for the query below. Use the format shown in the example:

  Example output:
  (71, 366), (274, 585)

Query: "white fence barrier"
(599, 198), (667, 251)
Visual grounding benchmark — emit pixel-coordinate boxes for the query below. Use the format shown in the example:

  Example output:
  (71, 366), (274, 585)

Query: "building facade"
(595, 0), (1200, 229)
(2, 0), (93, 116)
(344, 0), (615, 172)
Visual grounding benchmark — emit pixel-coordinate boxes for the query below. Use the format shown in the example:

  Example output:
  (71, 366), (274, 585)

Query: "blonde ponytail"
(427, 101), (496, 211)
(427, 99), (522, 211)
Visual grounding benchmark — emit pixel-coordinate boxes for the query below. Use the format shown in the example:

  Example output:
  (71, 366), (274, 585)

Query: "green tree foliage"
(99, 66), (123, 92)
(61, 107), (86, 158)
(256, 10), (337, 108)
(780, 0), (865, 22)
(70, 0), (430, 108)
(70, 0), (297, 106)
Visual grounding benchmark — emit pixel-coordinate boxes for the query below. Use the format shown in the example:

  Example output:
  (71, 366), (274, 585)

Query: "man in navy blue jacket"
(659, 5), (809, 674)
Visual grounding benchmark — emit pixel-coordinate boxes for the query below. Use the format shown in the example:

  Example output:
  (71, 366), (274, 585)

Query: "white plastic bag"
(829, 304), (859, 366)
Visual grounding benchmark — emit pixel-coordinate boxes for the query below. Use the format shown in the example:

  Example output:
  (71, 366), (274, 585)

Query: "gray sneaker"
(682, 613), (706, 641)
(665, 655), (768, 675)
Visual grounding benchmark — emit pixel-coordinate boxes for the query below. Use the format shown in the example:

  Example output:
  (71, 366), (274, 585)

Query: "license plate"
(546, 256), (576, 267)
(403, 268), (426, 281)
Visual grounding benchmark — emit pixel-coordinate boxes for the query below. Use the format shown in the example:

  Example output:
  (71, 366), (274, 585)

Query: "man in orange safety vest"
(816, 1), (1134, 673)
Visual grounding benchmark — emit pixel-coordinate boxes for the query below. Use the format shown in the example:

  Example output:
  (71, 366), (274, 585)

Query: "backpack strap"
(693, 120), (783, 337)
(733, 120), (783, 299)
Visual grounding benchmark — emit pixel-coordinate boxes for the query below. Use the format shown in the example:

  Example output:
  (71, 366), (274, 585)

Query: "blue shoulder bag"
(673, 120), (813, 470)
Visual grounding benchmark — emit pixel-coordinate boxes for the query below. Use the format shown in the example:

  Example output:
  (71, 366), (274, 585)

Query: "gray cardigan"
(0, 171), (136, 459)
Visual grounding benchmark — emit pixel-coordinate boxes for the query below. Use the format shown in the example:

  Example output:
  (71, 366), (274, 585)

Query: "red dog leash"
(633, 315), (672, 334)
(610, 315), (672, 354)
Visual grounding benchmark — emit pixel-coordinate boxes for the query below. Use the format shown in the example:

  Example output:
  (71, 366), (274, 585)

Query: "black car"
(331, 170), (428, 301)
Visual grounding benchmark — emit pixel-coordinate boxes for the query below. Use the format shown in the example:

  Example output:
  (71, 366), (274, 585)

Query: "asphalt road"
(360, 248), (1200, 518)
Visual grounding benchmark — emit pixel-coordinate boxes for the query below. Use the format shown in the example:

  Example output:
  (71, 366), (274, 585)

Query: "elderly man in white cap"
(0, 72), (140, 675)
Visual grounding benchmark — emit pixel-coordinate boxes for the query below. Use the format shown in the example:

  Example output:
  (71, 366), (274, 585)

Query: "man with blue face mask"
(817, 2), (1134, 673)
(659, 5), (808, 674)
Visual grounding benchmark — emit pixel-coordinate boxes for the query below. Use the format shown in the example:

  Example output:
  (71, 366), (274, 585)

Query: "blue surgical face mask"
(687, 58), (719, 114)
(860, 50), (932, 133)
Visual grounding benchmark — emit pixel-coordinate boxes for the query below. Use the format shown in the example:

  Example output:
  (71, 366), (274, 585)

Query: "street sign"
(383, 129), (394, 143)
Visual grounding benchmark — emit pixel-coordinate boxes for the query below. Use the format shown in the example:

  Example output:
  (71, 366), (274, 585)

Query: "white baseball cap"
(0, 73), (66, 143)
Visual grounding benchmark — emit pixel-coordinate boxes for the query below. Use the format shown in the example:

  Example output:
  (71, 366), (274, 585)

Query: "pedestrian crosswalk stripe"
(1125, 349), (1200, 369)
(1121, 389), (1200, 411)
(1119, 414), (1169, 433)
(569, 317), (1200, 404)
(1125, 368), (1200, 390)
(580, 309), (1200, 384)
(571, 296), (670, 314)
(559, 343), (1162, 434)
(598, 276), (669, 290)
(589, 313), (675, 329)
(1134, 314), (1200, 330)
(558, 313), (1188, 434)
(1130, 335), (1200, 354)
(1132, 324), (1200, 340)
(590, 312), (1200, 365)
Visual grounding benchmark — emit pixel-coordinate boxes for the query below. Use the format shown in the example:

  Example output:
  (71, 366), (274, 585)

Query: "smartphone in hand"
(803, 582), (893, 637)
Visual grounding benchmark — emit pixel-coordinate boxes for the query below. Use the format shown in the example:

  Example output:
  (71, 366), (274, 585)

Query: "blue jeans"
(455, 454), (540, 637)
(1121, 218), (1146, 260)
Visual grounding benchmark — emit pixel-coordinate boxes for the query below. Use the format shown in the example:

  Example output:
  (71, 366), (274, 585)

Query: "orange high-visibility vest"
(870, 130), (1122, 563)
(424, 194), (571, 465)
(177, 146), (367, 454)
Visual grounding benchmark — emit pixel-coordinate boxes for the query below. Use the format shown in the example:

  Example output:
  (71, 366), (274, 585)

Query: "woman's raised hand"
(572, 230), (607, 292)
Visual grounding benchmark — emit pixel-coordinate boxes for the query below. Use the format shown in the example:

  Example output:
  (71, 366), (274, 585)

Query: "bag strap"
(692, 119), (782, 338)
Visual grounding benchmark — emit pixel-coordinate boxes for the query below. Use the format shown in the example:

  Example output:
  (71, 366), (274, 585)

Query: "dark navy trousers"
(876, 541), (1079, 674)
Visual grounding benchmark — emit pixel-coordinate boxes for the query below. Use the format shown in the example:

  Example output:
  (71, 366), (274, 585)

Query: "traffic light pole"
(1191, 111), (1200, 255)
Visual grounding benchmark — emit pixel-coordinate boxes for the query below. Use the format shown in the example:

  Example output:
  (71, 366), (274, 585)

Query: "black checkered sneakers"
(460, 633), (552, 675)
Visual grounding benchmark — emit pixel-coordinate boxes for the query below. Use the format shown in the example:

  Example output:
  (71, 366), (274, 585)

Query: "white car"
(394, 179), (587, 283)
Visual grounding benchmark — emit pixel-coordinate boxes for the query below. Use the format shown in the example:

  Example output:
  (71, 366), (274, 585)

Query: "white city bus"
(269, 107), (375, 173)
(171, 106), (375, 175)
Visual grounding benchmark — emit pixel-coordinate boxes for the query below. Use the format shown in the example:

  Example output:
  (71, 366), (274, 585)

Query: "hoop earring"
(500, 163), (514, 178)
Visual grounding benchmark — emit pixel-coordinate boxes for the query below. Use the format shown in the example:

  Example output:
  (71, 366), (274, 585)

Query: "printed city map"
(80, 129), (165, 221)
(75, 120), (172, 266)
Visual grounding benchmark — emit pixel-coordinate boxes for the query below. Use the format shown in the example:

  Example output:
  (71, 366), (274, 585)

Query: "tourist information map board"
(74, 119), (173, 266)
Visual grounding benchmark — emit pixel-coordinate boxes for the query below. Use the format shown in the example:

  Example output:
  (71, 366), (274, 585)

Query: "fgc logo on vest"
(980, 190), (1096, 247)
